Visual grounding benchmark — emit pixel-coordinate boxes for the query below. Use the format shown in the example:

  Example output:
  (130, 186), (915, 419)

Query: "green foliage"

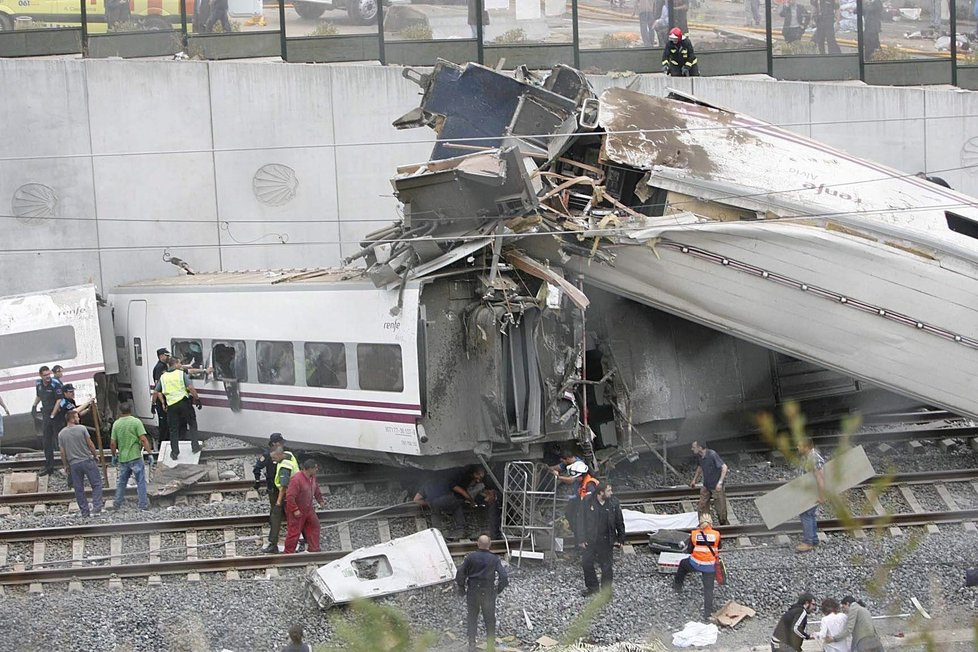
(399, 23), (433, 40)
(494, 27), (527, 43)
(870, 45), (912, 61)
(320, 599), (437, 652)
(560, 586), (612, 645)
(310, 20), (338, 36)
(779, 40), (818, 55)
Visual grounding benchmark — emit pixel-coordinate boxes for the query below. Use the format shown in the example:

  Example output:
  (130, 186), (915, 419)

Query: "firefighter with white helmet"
(661, 27), (700, 77)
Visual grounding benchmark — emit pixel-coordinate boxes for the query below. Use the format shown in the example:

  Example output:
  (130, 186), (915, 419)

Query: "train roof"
(111, 268), (372, 292)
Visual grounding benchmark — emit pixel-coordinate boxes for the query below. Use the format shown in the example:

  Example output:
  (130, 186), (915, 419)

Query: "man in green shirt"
(110, 401), (152, 510)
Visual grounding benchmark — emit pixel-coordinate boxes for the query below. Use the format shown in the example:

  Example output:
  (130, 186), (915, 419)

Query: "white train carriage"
(109, 270), (426, 459)
(0, 285), (111, 433)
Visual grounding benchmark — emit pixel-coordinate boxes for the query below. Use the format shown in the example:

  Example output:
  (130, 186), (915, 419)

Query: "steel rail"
(0, 446), (261, 472)
(712, 424), (978, 456)
(0, 540), (495, 585)
(0, 470), (407, 507)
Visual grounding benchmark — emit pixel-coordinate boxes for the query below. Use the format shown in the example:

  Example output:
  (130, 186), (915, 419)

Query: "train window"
(171, 339), (204, 368)
(946, 212), (978, 240)
(0, 325), (77, 371)
(257, 341), (295, 385)
(356, 344), (403, 392)
(212, 340), (248, 383)
(304, 342), (347, 389)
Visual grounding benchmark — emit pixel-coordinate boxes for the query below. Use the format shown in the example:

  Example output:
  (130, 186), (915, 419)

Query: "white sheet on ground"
(671, 621), (719, 648)
(622, 509), (698, 534)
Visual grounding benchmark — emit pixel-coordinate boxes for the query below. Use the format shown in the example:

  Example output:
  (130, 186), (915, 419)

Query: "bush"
(310, 21), (338, 36)
(494, 27), (527, 43)
(399, 23), (433, 40)
(600, 31), (641, 48)
(870, 44), (912, 60)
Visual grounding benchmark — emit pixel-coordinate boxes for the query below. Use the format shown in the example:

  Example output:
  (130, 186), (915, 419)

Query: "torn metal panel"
(395, 60), (591, 161)
(393, 146), (539, 234)
(754, 445), (875, 529)
(306, 528), (456, 608)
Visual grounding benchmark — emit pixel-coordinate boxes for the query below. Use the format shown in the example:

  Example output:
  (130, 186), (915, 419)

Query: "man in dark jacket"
(780, 0), (809, 43)
(771, 593), (817, 650)
(578, 482), (626, 596)
(456, 534), (508, 652)
(661, 27), (699, 76)
(812, 0), (841, 54)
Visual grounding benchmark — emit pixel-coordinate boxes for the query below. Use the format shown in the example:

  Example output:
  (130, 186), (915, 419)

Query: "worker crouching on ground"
(673, 513), (720, 620)
(284, 459), (325, 554)
(579, 481), (625, 596)
(661, 27), (699, 76)
(456, 534), (508, 652)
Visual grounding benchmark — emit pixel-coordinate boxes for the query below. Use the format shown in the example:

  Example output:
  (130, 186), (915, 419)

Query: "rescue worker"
(50, 384), (92, 439)
(456, 534), (508, 652)
(152, 357), (202, 460)
(254, 433), (285, 549)
(690, 440), (729, 525)
(579, 482), (625, 596)
(33, 366), (63, 476)
(151, 348), (171, 450)
(284, 459), (325, 554)
(795, 436), (826, 553)
(673, 513), (721, 620)
(771, 593), (817, 650)
(661, 27), (699, 77)
(452, 465), (503, 540)
(262, 447), (299, 553)
(552, 451), (598, 539)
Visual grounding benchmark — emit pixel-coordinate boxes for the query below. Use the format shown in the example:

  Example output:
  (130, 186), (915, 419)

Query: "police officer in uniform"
(456, 534), (508, 652)
(262, 446), (299, 553)
(151, 348), (171, 450)
(33, 366), (63, 476)
(579, 482), (625, 596)
(152, 358), (202, 460)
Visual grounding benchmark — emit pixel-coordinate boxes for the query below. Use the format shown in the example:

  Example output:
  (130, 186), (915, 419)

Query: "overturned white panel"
(623, 509), (698, 534)
(754, 445), (875, 529)
(308, 528), (456, 608)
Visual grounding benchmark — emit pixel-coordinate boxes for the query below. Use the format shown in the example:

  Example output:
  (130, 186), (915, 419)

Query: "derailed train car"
(101, 60), (978, 468)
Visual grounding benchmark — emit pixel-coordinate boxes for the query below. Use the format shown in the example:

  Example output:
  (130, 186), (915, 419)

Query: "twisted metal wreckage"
(347, 59), (978, 465)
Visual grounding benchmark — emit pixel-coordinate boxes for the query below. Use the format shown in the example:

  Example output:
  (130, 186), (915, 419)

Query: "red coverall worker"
(284, 464), (325, 553)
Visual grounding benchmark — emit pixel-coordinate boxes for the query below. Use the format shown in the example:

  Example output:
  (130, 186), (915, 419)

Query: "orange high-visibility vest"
(689, 526), (720, 566)
(578, 474), (599, 499)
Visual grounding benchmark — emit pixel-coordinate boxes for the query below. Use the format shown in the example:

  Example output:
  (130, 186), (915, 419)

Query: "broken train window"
(305, 342), (347, 389)
(257, 341), (295, 386)
(356, 343), (403, 392)
(212, 340), (248, 383)
(171, 339), (203, 369)
(351, 555), (393, 580)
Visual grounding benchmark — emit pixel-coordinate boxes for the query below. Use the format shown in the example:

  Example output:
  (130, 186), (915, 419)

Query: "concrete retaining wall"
(2, 58), (977, 296)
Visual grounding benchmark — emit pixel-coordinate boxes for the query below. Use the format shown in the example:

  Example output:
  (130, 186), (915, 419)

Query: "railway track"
(0, 446), (260, 474)
(2, 469), (976, 588)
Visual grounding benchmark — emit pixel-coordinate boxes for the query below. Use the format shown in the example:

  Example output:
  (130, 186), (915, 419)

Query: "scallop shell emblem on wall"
(253, 164), (299, 206)
(12, 183), (58, 222)
(961, 137), (978, 176)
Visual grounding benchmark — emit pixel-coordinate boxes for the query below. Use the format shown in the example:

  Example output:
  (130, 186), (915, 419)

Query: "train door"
(127, 300), (152, 418)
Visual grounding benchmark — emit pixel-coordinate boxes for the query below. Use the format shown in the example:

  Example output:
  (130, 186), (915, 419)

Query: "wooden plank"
(32, 541), (45, 568)
(504, 251), (590, 310)
(338, 523), (353, 551)
(110, 536), (122, 566)
(898, 486), (940, 534)
(149, 534), (161, 564)
(377, 519), (391, 543)
(186, 531), (198, 562)
(0, 543), (7, 567)
(862, 488), (902, 537)
(72, 538), (85, 568)
(754, 446), (875, 529)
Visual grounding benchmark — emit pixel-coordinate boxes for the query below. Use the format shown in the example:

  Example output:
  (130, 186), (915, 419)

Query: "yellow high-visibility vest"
(274, 452), (299, 489)
(160, 369), (188, 407)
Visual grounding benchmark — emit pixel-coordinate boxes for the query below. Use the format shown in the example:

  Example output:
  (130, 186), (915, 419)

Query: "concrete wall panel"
(809, 84), (926, 173)
(0, 157), (98, 250)
(85, 60), (212, 155)
(93, 152), (218, 224)
(217, 224), (342, 269)
(691, 76), (813, 138)
(208, 62), (335, 151)
(0, 60), (90, 159)
(98, 247), (223, 290)
(0, 251), (102, 296)
(922, 89), (978, 197)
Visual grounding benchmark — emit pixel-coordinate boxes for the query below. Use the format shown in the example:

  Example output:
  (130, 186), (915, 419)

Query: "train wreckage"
(9, 60), (978, 469)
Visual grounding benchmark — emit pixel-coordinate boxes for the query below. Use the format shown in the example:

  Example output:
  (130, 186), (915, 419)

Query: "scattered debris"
(712, 600), (756, 628)
(910, 596), (932, 619)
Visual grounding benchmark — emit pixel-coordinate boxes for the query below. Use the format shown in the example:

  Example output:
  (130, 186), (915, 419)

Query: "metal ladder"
(500, 461), (557, 566)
